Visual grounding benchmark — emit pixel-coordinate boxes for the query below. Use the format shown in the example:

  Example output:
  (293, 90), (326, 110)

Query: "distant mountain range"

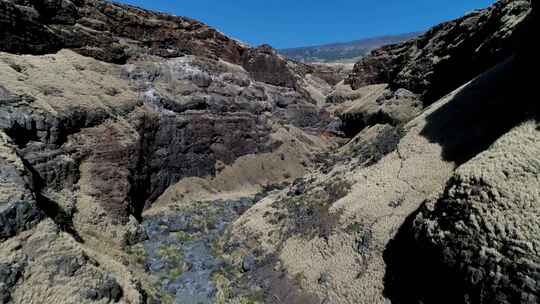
(279, 32), (422, 63)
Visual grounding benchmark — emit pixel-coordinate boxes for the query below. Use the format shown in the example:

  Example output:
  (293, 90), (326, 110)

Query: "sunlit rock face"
(385, 3), (540, 304)
(346, 0), (531, 105)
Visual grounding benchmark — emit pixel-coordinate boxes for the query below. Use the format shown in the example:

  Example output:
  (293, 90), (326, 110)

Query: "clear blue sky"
(115, 0), (496, 49)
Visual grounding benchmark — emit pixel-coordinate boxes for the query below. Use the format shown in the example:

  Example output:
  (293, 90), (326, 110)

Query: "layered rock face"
(0, 0), (334, 222)
(0, 0), (313, 90)
(0, 49), (329, 230)
(0, 0), (243, 63)
(409, 122), (540, 304)
(0, 1), (341, 303)
(0, 131), (43, 240)
(346, 0), (531, 104)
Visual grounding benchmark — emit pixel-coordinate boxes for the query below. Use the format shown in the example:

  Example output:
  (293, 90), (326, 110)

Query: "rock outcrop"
(0, 1), (340, 302)
(223, 1), (539, 303)
(0, 259), (25, 303)
(0, 46), (330, 232)
(384, 3), (540, 303)
(409, 122), (539, 304)
(0, 0), (315, 92)
(0, 131), (43, 241)
(338, 86), (422, 137)
(241, 44), (298, 88)
(0, 0), (243, 64)
(346, 0), (531, 104)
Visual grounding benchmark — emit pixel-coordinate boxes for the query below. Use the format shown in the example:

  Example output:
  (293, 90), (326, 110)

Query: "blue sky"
(115, 0), (496, 49)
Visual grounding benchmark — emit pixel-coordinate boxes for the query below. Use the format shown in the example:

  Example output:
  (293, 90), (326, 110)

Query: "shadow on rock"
(382, 204), (467, 304)
(384, 8), (539, 302)
(419, 54), (539, 166)
(20, 157), (84, 243)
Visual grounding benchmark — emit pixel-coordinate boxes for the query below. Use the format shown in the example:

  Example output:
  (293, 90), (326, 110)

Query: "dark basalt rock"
(0, 0), (63, 55)
(0, 97), (113, 196)
(310, 63), (353, 86)
(241, 254), (256, 272)
(51, 253), (88, 277)
(84, 275), (123, 302)
(0, 135), (44, 240)
(241, 44), (297, 88)
(0, 0), (241, 64)
(346, 0), (531, 105)
(0, 261), (26, 303)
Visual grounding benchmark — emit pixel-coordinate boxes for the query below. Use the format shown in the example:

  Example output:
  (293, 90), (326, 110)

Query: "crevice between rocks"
(395, 143), (424, 195)
(19, 157), (84, 243)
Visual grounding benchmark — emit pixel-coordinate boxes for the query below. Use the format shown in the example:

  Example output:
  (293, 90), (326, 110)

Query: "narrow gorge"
(0, 0), (538, 303)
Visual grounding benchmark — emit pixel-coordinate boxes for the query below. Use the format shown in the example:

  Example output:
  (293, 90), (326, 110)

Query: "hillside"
(279, 32), (421, 63)
(0, 0), (538, 304)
